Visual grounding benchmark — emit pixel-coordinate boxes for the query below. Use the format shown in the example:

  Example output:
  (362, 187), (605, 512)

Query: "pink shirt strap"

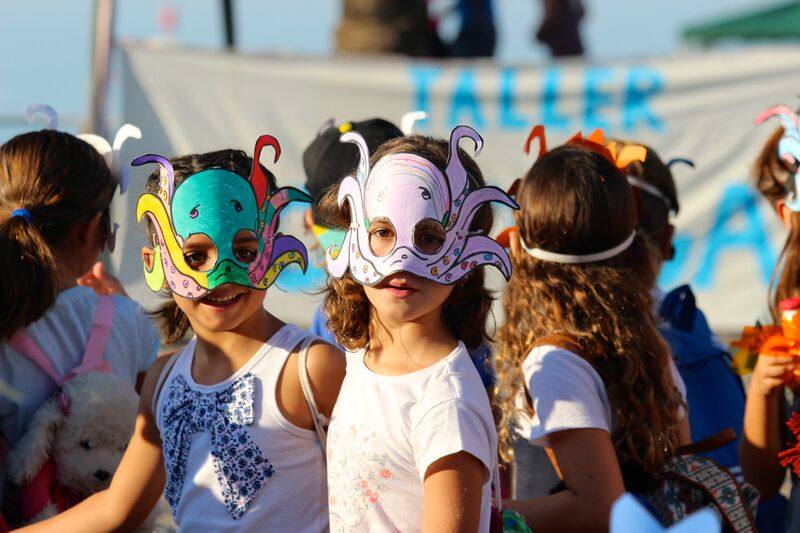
(8, 330), (63, 387)
(67, 295), (115, 379)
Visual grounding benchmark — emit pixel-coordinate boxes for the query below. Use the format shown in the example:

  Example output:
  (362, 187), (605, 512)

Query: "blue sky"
(0, 0), (786, 136)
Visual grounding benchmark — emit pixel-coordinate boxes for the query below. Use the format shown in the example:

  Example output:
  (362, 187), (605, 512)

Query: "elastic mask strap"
(521, 231), (636, 264)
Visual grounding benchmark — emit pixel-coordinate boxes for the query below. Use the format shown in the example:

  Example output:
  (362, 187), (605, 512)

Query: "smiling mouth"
(200, 292), (244, 308)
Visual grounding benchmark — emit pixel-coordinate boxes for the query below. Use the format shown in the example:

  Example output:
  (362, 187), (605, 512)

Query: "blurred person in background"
(536, 0), (584, 57)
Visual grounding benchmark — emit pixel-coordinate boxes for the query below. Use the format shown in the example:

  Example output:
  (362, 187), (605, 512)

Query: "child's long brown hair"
(0, 130), (115, 340)
(321, 135), (494, 351)
(142, 149), (277, 343)
(753, 126), (800, 321)
(494, 145), (683, 480)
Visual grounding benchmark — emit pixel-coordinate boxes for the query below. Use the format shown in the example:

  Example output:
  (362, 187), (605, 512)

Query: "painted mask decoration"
(756, 104), (800, 211)
(134, 135), (311, 299)
(325, 125), (518, 285)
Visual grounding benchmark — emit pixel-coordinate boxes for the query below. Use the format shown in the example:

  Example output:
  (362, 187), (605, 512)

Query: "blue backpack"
(658, 285), (745, 470)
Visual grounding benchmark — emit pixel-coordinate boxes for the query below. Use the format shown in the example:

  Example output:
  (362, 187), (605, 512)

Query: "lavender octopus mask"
(134, 135), (311, 299)
(326, 125), (518, 285)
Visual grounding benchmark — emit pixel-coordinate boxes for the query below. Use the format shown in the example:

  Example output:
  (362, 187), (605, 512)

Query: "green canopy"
(683, 1), (800, 46)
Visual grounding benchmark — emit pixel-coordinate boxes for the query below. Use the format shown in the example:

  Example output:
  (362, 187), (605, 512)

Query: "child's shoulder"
(416, 343), (490, 412)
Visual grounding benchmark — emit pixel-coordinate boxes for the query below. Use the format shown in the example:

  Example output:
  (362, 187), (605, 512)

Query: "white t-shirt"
(327, 342), (497, 533)
(0, 286), (159, 446)
(518, 345), (687, 444)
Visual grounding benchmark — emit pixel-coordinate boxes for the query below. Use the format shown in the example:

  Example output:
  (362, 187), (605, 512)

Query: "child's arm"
(422, 451), (485, 533)
(740, 351), (793, 497)
(17, 356), (172, 532)
(504, 428), (625, 532)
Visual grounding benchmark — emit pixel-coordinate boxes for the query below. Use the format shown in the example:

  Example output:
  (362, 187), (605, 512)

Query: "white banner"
(118, 44), (800, 333)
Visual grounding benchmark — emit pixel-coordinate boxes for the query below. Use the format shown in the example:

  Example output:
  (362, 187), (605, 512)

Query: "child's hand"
(77, 262), (128, 297)
(751, 336), (796, 397)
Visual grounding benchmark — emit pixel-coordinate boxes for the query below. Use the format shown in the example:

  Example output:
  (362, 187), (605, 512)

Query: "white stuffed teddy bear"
(6, 371), (166, 530)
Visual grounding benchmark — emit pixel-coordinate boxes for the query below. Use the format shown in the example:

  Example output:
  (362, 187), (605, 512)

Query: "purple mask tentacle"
(132, 154), (175, 203)
(444, 125), (483, 198)
(270, 234), (308, 271)
(451, 186), (520, 234)
(26, 104), (58, 129)
(437, 235), (512, 281)
(340, 131), (371, 186)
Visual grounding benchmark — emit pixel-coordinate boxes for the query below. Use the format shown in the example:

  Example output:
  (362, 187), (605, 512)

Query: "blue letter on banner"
(695, 183), (777, 289)
(499, 68), (527, 130)
(623, 67), (664, 132)
(583, 67), (613, 131)
(542, 68), (569, 131)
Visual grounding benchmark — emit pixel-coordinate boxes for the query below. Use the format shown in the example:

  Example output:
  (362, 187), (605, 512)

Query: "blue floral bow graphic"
(160, 373), (276, 520)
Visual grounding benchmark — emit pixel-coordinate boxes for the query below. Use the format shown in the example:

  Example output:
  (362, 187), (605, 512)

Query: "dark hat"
(303, 118), (403, 206)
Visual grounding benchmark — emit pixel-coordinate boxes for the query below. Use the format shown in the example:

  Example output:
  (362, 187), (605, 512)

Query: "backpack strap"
(150, 352), (180, 418)
(66, 295), (115, 379)
(676, 428), (737, 456)
(8, 330), (63, 387)
(665, 454), (757, 532)
(297, 337), (328, 455)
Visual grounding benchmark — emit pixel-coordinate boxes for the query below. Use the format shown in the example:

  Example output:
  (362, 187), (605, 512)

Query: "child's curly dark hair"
(320, 135), (495, 351)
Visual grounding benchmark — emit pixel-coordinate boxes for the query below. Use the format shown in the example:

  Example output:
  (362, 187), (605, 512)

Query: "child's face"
(363, 271), (453, 326)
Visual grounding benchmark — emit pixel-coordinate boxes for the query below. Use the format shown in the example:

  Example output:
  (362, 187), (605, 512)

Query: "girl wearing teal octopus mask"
(22, 142), (345, 532)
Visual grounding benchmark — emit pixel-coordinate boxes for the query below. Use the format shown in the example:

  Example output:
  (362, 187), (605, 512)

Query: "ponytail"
(0, 215), (59, 340)
(0, 129), (115, 341)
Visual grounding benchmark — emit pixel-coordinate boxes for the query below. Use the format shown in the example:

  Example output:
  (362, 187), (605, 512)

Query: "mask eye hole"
(413, 218), (445, 255)
(231, 200), (243, 212)
(182, 234), (218, 272)
(368, 217), (396, 257)
(189, 205), (200, 219)
(232, 229), (259, 264)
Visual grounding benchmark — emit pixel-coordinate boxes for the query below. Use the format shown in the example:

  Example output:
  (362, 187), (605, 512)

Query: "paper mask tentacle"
(248, 186), (311, 285)
(132, 154), (176, 204)
(445, 125), (483, 197)
(137, 193), (209, 298)
(254, 234), (309, 289)
(439, 235), (512, 281)
(757, 105), (800, 211)
(25, 104), (58, 129)
(755, 104), (800, 132)
(78, 134), (113, 163)
(325, 175), (380, 281)
(112, 125), (142, 194)
(524, 125), (547, 158)
(340, 131), (370, 186)
(451, 186), (520, 234)
(400, 111), (427, 135)
(249, 135), (281, 209)
(666, 158), (695, 170)
(262, 186), (312, 233)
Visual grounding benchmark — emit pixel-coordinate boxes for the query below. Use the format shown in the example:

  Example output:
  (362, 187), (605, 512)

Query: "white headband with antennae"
(626, 176), (673, 211)
(521, 231), (637, 264)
